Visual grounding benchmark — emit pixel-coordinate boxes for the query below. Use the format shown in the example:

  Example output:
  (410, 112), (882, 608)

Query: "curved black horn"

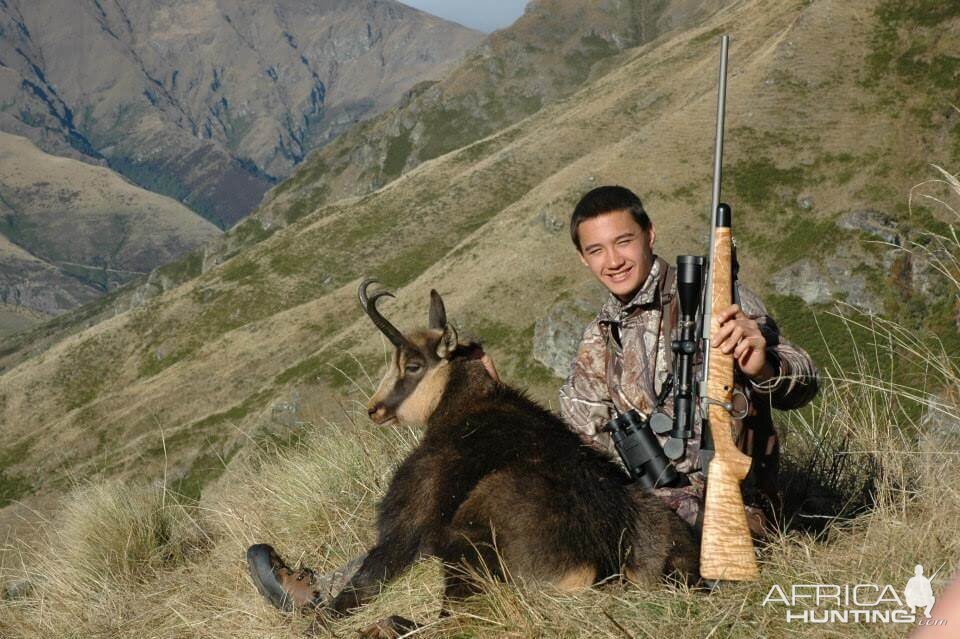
(358, 277), (408, 348)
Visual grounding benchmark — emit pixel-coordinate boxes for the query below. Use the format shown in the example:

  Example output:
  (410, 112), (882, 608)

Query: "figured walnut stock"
(699, 226), (759, 581)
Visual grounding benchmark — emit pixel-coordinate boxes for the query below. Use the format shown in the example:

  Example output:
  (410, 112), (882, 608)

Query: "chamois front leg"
(307, 538), (422, 636)
(322, 537), (420, 617)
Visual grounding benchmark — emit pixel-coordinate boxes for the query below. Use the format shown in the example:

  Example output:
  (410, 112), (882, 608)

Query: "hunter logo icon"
(905, 565), (936, 618)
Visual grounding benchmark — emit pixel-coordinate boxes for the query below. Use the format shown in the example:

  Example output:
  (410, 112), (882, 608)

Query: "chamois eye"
(405, 362), (423, 374)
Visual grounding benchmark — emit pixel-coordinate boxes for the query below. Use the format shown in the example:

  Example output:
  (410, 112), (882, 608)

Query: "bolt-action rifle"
(696, 34), (759, 582)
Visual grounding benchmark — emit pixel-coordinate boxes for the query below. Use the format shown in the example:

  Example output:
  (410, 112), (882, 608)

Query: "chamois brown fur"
(321, 286), (698, 631)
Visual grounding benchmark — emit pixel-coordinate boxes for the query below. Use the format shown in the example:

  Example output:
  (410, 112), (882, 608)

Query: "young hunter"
(246, 184), (818, 611)
(559, 185), (819, 530)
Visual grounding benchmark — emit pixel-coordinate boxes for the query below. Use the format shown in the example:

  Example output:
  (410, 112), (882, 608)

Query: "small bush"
(40, 483), (206, 589)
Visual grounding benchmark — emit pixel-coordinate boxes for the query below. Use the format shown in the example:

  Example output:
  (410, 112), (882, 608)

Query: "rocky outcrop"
(533, 281), (609, 378)
(770, 246), (881, 314)
(771, 209), (954, 318)
(837, 209), (902, 246)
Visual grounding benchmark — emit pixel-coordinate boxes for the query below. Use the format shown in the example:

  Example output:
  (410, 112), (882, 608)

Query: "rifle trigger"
(703, 388), (749, 420)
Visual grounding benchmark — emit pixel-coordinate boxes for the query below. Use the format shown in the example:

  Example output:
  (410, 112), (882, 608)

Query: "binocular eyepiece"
(603, 409), (680, 491)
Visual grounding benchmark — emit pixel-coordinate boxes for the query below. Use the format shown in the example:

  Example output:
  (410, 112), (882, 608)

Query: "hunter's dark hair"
(570, 185), (651, 252)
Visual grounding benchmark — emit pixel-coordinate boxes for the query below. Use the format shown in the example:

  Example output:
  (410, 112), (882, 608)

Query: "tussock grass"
(0, 365), (956, 637)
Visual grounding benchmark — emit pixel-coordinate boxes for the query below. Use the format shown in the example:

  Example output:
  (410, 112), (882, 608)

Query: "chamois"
(318, 278), (698, 634)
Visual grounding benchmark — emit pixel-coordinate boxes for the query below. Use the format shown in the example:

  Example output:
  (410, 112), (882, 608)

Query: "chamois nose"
(368, 403), (388, 424)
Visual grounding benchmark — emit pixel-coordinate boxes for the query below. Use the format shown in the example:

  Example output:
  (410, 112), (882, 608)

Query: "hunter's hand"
(711, 304), (774, 381)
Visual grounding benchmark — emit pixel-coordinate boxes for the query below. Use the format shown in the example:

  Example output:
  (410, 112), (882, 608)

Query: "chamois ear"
(428, 289), (447, 330)
(436, 323), (458, 360)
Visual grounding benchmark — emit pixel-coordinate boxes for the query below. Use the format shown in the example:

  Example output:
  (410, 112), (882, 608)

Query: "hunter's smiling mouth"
(607, 267), (632, 281)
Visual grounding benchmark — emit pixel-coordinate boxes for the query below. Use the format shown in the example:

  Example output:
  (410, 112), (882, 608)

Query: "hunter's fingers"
(480, 354), (500, 382)
(711, 316), (738, 344)
(716, 304), (742, 323)
(735, 343), (754, 367)
(733, 334), (763, 360)
(719, 325), (745, 354)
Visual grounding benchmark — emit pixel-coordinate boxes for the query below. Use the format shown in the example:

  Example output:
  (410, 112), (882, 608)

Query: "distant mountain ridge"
(0, 0), (482, 227)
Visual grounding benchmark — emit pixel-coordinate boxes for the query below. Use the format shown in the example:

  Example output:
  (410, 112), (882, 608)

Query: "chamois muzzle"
(358, 277), (410, 349)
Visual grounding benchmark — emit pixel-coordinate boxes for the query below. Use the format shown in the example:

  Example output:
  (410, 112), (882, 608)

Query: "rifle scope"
(662, 255), (705, 461)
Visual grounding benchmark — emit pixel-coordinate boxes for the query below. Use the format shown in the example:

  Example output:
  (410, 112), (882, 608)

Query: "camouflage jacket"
(558, 256), (819, 523)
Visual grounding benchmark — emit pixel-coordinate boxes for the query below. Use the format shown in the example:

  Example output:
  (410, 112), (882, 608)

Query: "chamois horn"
(358, 277), (409, 349)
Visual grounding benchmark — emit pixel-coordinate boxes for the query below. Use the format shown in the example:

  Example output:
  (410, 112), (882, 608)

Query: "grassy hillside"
(1, 0), (958, 511)
(1, 296), (957, 637)
(0, 0), (958, 635)
(0, 132), (223, 327)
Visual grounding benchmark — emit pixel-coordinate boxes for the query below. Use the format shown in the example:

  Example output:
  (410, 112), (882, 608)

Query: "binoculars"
(602, 409), (680, 490)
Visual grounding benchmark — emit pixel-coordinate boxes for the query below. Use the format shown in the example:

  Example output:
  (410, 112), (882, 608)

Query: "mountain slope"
(0, 131), (221, 326)
(256, 0), (733, 226)
(0, 0), (958, 519)
(0, 0), (482, 227)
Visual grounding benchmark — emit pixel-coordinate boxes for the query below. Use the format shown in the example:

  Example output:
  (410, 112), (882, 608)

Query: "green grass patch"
(384, 128), (414, 178)
(866, 1), (960, 96)
(419, 106), (479, 161)
(230, 217), (275, 247)
(137, 346), (192, 379)
(54, 335), (125, 410)
(469, 318), (559, 388)
(171, 446), (234, 502)
(691, 27), (725, 46)
(0, 470), (32, 507)
(273, 158), (329, 198)
(378, 244), (445, 289)
(275, 354), (327, 386)
(156, 249), (203, 283)
(738, 214), (843, 269)
(764, 294), (866, 376)
(564, 34), (619, 77)
(284, 185), (331, 225)
(218, 257), (261, 283)
(0, 437), (35, 507)
(728, 157), (808, 209)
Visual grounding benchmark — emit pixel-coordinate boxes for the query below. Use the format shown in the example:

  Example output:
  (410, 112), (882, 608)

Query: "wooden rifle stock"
(699, 219), (759, 581)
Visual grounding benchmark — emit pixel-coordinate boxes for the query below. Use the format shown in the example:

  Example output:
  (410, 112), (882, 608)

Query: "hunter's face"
(577, 209), (656, 303)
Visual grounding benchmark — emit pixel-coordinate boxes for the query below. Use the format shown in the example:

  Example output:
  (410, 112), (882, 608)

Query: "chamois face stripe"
(396, 361), (450, 424)
(368, 329), (449, 425)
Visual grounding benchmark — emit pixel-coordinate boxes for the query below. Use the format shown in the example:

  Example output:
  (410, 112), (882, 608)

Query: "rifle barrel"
(701, 34), (730, 397)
